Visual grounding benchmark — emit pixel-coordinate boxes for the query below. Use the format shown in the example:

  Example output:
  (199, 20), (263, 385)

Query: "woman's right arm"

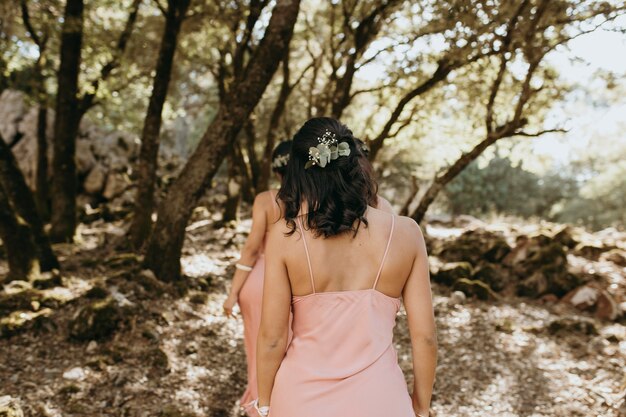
(402, 220), (437, 416)
(223, 193), (269, 317)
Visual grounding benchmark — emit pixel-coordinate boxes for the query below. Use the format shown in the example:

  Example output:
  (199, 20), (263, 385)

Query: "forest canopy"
(1, 0), (625, 258)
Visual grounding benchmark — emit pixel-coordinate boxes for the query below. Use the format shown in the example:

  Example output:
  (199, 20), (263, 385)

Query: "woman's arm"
(402, 220), (437, 416)
(256, 225), (292, 408)
(223, 193), (270, 317)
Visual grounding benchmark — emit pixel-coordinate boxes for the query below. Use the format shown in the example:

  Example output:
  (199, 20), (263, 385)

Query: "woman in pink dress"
(222, 141), (291, 415)
(256, 117), (437, 417)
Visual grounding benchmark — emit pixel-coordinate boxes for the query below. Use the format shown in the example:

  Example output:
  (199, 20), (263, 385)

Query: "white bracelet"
(253, 399), (270, 416)
(235, 263), (253, 272)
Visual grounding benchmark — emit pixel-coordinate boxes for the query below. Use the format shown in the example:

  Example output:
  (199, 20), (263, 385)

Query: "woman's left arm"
(256, 224), (292, 408)
(223, 193), (269, 317)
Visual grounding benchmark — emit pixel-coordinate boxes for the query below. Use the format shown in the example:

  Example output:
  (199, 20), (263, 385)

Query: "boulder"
(516, 265), (581, 298)
(574, 243), (610, 261)
(0, 289), (42, 317)
(0, 308), (53, 338)
(562, 285), (621, 321)
(83, 162), (107, 195)
(76, 139), (96, 175)
(517, 271), (548, 298)
(448, 290), (467, 306)
(504, 236), (580, 298)
(551, 225), (579, 249)
(601, 249), (626, 267)
(0, 90), (26, 144)
(68, 297), (123, 341)
(472, 263), (511, 292)
(0, 395), (24, 417)
(432, 262), (473, 286)
(452, 278), (498, 301)
(547, 317), (598, 336)
(103, 172), (130, 200)
(436, 229), (510, 265)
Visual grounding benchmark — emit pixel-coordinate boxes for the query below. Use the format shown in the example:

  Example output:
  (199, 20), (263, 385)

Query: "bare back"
(278, 207), (420, 298)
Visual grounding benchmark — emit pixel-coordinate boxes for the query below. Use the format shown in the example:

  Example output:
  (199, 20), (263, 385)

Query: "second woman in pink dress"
(222, 140), (291, 415)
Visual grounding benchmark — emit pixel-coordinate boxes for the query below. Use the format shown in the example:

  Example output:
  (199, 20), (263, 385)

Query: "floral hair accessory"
(271, 154), (289, 169)
(305, 130), (351, 169)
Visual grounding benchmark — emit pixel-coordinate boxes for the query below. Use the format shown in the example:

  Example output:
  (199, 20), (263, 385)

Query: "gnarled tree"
(128, 0), (191, 250)
(144, 0), (302, 281)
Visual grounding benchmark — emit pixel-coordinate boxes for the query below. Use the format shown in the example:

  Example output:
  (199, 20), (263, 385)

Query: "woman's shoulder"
(392, 214), (425, 247)
(253, 189), (278, 209)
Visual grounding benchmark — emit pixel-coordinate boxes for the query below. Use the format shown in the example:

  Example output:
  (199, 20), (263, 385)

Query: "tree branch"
(514, 128), (568, 137)
(78, 0), (142, 115)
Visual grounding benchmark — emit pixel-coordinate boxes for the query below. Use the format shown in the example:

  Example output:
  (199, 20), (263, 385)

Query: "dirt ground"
(1, 214), (625, 417)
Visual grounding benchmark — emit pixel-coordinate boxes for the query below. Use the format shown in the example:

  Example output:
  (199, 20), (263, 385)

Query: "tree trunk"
(0, 187), (40, 283)
(128, 0), (191, 250)
(222, 150), (242, 223)
(49, 0), (84, 243)
(410, 134), (503, 223)
(35, 105), (50, 221)
(257, 55), (291, 192)
(21, 0), (50, 221)
(0, 133), (59, 271)
(243, 119), (261, 193)
(144, 0), (301, 282)
(235, 138), (255, 203)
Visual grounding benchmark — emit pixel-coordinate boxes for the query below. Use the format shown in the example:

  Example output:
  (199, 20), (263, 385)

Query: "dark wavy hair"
(278, 117), (378, 238)
(271, 140), (292, 177)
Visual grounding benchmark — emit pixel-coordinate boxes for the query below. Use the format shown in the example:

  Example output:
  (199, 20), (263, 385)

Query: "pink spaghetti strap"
(297, 217), (316, 294)
(373, 214), (395, 289)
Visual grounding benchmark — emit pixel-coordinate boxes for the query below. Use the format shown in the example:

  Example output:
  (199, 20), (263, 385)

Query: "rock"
(562, 285), (599, 311)
(574, 243), (608, 261)
(436, 229), (510, 265)
(0, 90), (26, 144)
(83, 163), (107, 195)
(601, 249), (626, 267)
(32, 270), (62, 289)
(86, 340), (98, 353)
(0, 289), (42, 317)
(76, 139), (96, 175)
(517, 271), (548, 298)
(62, 367), (86, 381)
(452, 278), (498, 301)
(0, 395), (24, 417)
(547, 317), (598, 336)
(147, 346), (169, 370)
(472, 263), (510, 292)
(432, 262), (473, 286)
(103, 172), (130, 200)
(551, 225), (578, 249)
(448, 290), (466, 306)
(506, 236), (581, 298)
(2, 280), (32, 294)
(68, 297), (122, 341)
(564, 286), (621, 321)
(539, 293), (559, 304)
(188, 291), (207, 305)
(136, 269), (168, 295)
(0, 308), (53, 338)
(85, 284), (110, 299)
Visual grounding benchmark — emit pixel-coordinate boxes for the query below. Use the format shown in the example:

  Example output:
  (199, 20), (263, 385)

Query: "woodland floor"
(1, 211), (625, 417)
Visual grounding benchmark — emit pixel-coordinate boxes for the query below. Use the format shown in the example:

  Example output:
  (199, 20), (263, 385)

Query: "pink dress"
(238, 191), (280, 415)
(269, 215), (414, 417)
